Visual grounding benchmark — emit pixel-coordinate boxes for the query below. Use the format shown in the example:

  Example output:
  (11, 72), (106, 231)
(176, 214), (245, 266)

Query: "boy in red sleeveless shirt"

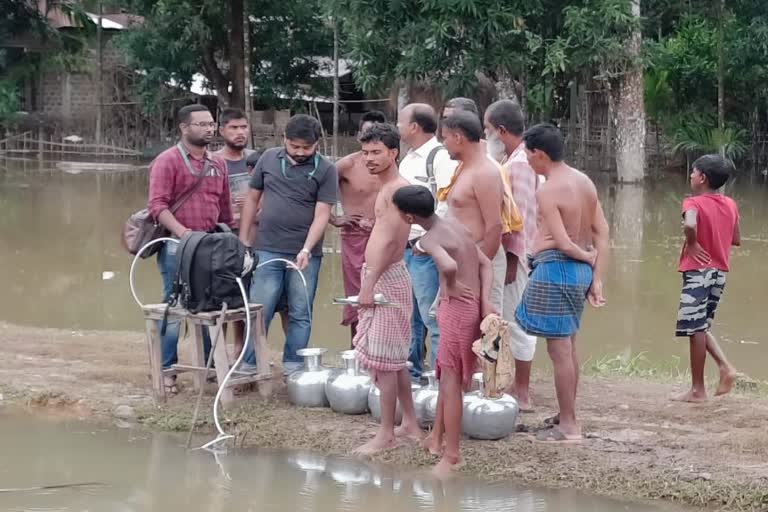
(674, 154), (740, 403)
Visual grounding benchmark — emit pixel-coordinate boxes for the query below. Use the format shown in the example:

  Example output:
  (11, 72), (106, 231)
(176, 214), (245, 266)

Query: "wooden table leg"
(210, 321), (234, 406)
(254, 310), (273, 398)
(145, 319), (165, 404)
(192, 324), (207, 393)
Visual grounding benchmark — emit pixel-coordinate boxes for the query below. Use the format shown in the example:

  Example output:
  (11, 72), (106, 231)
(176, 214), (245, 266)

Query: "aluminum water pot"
(461, 372), (519, 440)
(325, 350), (372, 415)
(287, 348), (331, 408)
(413, 370), (440, 429)
(368, 363), (419, 424)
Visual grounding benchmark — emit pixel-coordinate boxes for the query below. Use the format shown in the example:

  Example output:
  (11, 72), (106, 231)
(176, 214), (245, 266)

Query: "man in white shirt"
(397, 103), (458, 380)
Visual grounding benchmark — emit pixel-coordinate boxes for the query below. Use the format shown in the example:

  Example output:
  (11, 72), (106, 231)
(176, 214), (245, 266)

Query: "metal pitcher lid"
(297, 348), (327, 357)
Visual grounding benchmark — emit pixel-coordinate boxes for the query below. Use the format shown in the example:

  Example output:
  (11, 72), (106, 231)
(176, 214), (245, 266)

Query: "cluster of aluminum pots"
(287, 354), (518, 440)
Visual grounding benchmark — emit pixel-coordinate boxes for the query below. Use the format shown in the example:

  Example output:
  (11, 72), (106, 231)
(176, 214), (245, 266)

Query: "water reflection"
(0, 163), (767, 379)
(0, 412), (673, 512)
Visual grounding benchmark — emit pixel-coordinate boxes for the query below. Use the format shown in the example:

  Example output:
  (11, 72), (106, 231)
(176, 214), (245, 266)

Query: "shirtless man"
(393, 185), (493, 476)
(441, 111), (504, 261)
(331, 111), (387, 342)
(352, 123), (420, 455)
(514, 123), (609, 443)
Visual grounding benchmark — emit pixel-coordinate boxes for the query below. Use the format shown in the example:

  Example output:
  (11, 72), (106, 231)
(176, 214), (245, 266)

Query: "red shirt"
(147, 144), (233, 232)
(678, 193), (739, 272)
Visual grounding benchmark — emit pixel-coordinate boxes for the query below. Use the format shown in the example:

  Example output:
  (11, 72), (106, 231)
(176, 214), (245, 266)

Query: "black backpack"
(166, 225), (254, 316)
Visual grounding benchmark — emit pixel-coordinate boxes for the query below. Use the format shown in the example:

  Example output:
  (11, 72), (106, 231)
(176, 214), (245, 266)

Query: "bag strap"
(167, 145), (210, 215)
(426, 145), (444, 205)
(159, 233), (205, 336)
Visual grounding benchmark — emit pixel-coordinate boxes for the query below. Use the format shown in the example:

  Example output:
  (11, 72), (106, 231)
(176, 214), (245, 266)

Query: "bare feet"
(671, 389), (708, 403)
(421, 434), (442, 456)
(352, 434), (398, 456)
(394, 421), (424, 441)
(432, 455), (462, 478)
(715, 368), (738, 396)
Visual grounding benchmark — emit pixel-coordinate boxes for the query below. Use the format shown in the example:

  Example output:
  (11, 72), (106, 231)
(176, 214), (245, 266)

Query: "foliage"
(327, 0), (536, 97)
(671, 114), (749, 160)
(0, 81), (20, 122)
(643, 68), (673, 126)
(116, 0), (332, 110)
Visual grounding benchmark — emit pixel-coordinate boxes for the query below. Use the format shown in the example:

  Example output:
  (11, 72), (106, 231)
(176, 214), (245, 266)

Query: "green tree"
(117, 0), (332, 110)
(328, 0), (538, 101)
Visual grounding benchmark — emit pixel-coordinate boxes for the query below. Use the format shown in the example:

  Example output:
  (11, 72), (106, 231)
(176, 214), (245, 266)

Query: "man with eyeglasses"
(239, 114), (338, 375)
(147, 103), (233, 394)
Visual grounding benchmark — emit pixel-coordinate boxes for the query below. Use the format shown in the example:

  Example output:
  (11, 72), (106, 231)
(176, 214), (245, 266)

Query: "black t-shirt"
(249, 147), (337, 256)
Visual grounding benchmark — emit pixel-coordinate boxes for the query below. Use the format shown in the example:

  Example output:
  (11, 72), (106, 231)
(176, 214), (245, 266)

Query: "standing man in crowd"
(397, 103), (458, 381)
(440, 111), (504, 276)
(353, 123), (420, 454)
(439, 99), (521, 316)
(147, 104), (233, 394)
(239, 114), (337, 375)
(484, 99), (539, 412)
(215, 108), (260, 358)
(331, 111), (387, 343)
(515, 123), (609, 443)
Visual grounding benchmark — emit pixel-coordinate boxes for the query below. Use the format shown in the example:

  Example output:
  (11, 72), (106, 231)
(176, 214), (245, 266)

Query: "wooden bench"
(142, 303), (273, 406)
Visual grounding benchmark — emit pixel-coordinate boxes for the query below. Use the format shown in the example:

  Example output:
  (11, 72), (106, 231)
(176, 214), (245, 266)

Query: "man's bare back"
(421, 219), (481, 296)
(365, 175), (411, 269)
(446, 158), (503, 257)
(336, 151), (380, 224)
(533, 165), (598, 258)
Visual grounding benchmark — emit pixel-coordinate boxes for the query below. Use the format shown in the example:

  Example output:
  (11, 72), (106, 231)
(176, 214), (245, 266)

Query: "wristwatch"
(300, 248), (311, 258)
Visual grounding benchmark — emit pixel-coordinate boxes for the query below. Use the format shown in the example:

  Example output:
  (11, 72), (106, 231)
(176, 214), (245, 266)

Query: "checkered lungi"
(353, 261), (413, 372)
(514, 249), (593, 339)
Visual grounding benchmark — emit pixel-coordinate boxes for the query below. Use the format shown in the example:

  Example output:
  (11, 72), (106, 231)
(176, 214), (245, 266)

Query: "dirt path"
(1, 321), (766, 511)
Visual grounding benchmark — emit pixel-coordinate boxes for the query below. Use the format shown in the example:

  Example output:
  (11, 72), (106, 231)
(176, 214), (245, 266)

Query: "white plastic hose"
(127, 239), (311, 451)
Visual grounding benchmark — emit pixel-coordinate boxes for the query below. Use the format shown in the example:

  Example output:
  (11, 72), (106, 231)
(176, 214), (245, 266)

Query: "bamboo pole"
(243, 9), (254, 148)
(332, 18), (340, 160)
(96, 0), (103, 146)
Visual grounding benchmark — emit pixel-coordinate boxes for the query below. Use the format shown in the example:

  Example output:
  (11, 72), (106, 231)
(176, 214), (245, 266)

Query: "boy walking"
(674, 154), (740, 402)
(393, 185), (493, 476)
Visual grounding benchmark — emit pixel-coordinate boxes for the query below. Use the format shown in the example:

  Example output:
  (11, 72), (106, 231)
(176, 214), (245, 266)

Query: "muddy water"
(0, 411), (673, 511)
(0, 160), (766, 379)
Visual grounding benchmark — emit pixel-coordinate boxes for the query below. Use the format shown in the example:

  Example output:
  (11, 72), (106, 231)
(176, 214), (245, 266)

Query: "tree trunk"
(716, 0), (725, 156)
(228, 0), (246, 109)
(494, 69), (519, 104)
(615, 0), (646, 183)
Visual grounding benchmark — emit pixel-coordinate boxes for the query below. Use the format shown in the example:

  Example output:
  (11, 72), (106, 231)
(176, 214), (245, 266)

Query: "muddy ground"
(1, 321), (766, 511)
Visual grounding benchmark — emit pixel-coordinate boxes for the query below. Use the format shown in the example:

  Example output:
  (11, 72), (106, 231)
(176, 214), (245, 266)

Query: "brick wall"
(38, 35), (121, 120)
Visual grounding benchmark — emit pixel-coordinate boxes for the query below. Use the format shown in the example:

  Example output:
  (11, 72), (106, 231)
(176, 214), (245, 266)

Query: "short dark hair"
(693, 154), (734, 190)
(487, 100), (525, 137)
(285, 114), (322, 143)
(522, 123), (565, 162)
(219, 108), (247, 127)
(442, 111), (483, 143)
(359, 110), (387, 130)
(358, 122), (400, 151)
(393, 185), (435, 218)
(177, 104), (210, 125)
(409, 104), (438, 135)
(445, 97), (479, 116)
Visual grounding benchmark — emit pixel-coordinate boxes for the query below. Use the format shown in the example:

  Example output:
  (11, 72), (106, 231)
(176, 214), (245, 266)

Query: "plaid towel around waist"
(514, 249), (593, 338)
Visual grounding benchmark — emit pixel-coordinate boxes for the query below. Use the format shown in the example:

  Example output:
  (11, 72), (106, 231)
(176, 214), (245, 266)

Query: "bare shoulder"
(336, 152), (361, 177)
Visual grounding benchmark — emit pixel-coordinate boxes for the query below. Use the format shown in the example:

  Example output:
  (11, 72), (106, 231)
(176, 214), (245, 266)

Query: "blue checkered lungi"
(514, 249), (593, 339)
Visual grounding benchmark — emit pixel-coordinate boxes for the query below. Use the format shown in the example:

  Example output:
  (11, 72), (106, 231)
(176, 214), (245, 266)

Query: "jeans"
(404, 248), (440, 379)
(245, 250), (321, 374)
(157, 242), (211, 370)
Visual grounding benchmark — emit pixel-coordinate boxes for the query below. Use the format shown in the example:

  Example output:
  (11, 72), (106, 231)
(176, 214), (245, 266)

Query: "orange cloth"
(436, 161), (522, 233)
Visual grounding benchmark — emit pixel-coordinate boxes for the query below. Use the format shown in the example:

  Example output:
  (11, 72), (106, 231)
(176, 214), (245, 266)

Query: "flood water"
(0, 411), (674, 511)
(0, 159), (767, 380)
